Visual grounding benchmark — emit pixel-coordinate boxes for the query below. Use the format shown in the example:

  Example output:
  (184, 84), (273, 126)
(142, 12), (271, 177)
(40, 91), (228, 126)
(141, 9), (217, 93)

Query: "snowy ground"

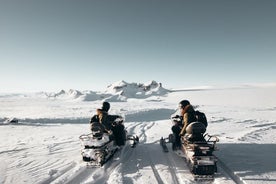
(0, 85), (276, 184)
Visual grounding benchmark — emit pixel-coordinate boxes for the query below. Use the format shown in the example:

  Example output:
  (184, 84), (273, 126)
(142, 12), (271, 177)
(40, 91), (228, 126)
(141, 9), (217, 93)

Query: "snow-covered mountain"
(32, 80), (170, 102)
(44, 89), (83, 99)
(105, 80), (170, 99)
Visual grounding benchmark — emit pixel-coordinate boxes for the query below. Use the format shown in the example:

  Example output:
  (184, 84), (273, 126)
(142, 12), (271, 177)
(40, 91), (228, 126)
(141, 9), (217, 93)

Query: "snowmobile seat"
(184, 133), (206, 143)
(186, 122), (206, 135)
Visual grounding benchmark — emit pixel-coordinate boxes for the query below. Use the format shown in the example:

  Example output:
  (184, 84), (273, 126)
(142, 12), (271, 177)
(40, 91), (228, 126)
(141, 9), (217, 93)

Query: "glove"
(171, 115), (180, 119)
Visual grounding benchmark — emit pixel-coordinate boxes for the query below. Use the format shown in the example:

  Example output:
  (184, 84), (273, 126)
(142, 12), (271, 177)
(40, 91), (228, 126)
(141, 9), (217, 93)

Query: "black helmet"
(102, 101), (110, 112)
(179, 100), (190, 108)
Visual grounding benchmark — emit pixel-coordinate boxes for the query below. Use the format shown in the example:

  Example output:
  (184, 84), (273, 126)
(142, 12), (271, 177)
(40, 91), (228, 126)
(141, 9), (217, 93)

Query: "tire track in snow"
(124, 121), (166, 183)
(125, 122), (144, 137)
(129, 122), (164, 182)
(217, 158), (245, 184)
(39, 162), (76, 184)
(141, 145), (164, 184)
(64, 164), (98, 184)
(165, 153), (181, 184)
(92, 145), (135, 184)
(135, 121), (155, 143)
(164, 145), (196, 184)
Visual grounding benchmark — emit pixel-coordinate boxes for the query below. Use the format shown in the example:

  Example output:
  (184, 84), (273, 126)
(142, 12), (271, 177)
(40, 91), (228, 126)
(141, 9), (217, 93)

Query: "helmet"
(101, 101), (110, 112)
(179, 100), (190, 108)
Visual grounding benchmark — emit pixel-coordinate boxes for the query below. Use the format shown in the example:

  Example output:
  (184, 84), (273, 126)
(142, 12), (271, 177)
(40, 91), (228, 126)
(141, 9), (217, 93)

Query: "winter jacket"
(90, 110), (122, 132)
(180, 105), (197, 135)
(90, 110), (110, 132)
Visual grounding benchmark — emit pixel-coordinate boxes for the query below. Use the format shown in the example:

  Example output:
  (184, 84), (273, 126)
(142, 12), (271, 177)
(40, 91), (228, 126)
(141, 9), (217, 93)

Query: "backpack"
(194, 110), (208, 128)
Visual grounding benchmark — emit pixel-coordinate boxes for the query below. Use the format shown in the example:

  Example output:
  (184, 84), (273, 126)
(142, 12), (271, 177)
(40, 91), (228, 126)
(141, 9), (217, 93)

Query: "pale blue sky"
(0, 0), (276, 92)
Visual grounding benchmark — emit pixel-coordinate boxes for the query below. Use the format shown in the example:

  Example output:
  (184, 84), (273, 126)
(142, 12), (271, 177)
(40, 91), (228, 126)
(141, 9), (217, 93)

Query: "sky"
(0, 0), (276, 92)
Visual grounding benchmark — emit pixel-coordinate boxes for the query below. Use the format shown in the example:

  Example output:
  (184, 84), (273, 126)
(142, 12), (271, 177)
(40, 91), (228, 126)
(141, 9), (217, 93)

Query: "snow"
(0, 82), (276, 184)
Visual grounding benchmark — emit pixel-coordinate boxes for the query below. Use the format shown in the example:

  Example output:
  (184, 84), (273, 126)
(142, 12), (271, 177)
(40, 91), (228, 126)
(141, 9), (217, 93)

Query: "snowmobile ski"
(160, 137), (169, 152)
(128, 135), (139, 148)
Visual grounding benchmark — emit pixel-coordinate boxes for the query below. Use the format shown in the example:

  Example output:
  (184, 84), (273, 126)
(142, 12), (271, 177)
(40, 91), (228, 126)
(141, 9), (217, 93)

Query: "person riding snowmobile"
(90, 102), (126, 146)
(90, 108), (107, 134)
(171, 100), (197, 150)
(90, 102), (112, 132)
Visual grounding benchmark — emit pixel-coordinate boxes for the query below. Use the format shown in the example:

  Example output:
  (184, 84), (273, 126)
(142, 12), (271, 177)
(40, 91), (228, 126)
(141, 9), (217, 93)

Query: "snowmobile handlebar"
(204, 133), (219, 143)
(79, 133), (93, 140)
(170, 115), (183, 124)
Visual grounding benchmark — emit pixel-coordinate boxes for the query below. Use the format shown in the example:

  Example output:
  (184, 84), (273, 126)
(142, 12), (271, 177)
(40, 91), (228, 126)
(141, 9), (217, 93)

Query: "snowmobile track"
(95, 145), (135, 184)
(141, 145), (164, 184)
(217, 158), (245, 184)
(65, 165), (97, 184)
(40, 162), (76, 184)
(66, 148), (123, 184)
(165, 153), (181, 184)
(66, 122), (244, 184)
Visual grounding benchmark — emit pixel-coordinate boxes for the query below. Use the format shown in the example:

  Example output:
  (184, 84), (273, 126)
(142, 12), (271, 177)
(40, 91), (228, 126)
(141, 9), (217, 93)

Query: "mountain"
(38, 80), (170, 101)
(43, 89), (83, 99)
(105, 80), (170, 100)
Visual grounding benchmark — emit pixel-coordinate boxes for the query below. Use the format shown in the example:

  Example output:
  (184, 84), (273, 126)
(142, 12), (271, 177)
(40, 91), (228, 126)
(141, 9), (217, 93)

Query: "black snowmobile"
(160, 117), (219, 180)
(80, 117), (139, 166)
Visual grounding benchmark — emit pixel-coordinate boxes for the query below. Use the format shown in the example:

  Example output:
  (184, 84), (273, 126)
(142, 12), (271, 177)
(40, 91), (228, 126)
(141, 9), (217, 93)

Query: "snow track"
(217, 159), (245, 184)
(1, 119), (266, 183)
(165, 152), (184, 184)
(63, 142), (134, 184)
(40, 163), (76, 184)
(61, 120), (242, 184)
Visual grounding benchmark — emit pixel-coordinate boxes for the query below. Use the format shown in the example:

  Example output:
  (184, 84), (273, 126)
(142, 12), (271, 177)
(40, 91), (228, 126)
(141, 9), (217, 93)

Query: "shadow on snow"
(216, 143), (276, 182)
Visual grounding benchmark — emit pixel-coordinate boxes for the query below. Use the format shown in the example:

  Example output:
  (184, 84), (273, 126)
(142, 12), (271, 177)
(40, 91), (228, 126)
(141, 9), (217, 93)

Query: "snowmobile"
(160, 118), (219, 180)
(80, 117), (139, 166)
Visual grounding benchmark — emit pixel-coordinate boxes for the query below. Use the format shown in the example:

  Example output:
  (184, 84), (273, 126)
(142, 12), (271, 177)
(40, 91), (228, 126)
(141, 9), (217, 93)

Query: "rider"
(171, 100), (196, 150)
(90, 102), (126, 145)
(90, 108), (106, 133)
(100, 101), (113, 131)
(90, 102), (112, 133)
